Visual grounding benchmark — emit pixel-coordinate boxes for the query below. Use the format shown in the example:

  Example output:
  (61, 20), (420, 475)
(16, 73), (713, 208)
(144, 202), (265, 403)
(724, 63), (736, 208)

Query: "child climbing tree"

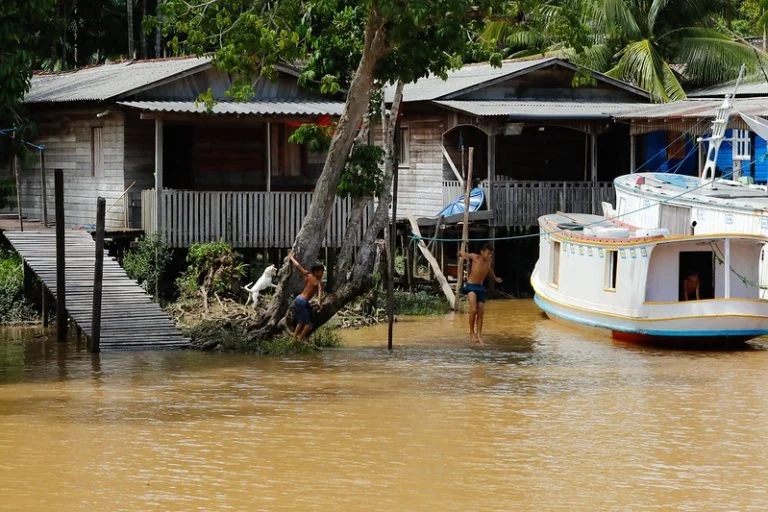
(159, 0), (497, 338)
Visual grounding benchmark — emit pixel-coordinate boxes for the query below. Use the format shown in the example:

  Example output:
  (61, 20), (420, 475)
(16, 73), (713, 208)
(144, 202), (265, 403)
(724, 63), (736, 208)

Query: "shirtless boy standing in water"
(288, 251), (324, 339)
(458, 244), (502, 346)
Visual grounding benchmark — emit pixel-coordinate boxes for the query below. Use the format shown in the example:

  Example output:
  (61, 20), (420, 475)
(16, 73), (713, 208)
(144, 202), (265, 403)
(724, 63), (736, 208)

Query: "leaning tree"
(160, 0), (493, 339)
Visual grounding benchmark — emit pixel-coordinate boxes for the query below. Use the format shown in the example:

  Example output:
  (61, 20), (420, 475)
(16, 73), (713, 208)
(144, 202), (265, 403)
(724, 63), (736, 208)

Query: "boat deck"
(614, 173), (768, 212)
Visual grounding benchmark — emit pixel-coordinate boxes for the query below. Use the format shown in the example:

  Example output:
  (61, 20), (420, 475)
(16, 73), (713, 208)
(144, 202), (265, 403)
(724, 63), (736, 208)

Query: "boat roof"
(614, 172), (768, 213)
(539, 212), (768, 245)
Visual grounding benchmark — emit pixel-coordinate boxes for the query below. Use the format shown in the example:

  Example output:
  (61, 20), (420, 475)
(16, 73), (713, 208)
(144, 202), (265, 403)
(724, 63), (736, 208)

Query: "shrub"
(375, 290), (450, 316)
(122, 234), (172, 297)
(177, 240), (246, 309)
(0, 249), (36, 324)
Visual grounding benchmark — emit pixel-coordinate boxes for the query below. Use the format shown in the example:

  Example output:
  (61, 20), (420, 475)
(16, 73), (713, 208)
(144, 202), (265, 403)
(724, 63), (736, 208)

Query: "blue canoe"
(437, 187), (485, 217)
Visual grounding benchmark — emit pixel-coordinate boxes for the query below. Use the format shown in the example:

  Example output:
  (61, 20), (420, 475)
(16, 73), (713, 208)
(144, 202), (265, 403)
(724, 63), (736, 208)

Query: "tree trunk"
(127, 0), (135, 58)
(334, 195), (372, 289)
(297, 81), (405, 334)
(140, 0), (148, 59)
(255, 7), (389, 336)
(155, 0), (164, 57)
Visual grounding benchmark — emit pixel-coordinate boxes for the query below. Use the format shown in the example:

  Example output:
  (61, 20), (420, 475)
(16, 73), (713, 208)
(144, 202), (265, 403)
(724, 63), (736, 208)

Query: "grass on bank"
(0, 248), (37, 324)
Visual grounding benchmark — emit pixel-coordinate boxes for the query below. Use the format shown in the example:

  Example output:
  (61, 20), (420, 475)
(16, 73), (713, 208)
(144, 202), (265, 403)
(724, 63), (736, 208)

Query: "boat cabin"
(533, 213), (768, 342)
(537, 213), (765, 311)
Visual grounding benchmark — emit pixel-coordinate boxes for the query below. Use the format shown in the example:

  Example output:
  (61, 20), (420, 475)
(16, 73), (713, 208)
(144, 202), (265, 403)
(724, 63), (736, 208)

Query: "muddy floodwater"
(2, 300), (768, 511)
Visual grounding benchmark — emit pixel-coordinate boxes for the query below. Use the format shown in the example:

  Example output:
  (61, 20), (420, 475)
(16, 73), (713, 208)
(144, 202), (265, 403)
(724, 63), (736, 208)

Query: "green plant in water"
(121, 234), (172, 297)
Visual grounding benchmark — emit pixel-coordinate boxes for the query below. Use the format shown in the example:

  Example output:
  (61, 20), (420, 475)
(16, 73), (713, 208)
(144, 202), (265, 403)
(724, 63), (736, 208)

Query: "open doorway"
(679, 251), (714, 301)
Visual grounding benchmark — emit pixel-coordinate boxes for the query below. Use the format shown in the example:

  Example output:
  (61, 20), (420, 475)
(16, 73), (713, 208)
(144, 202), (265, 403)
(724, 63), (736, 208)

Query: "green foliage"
(288, 123), (334, 153)
(483, 0), (767, 103)
(190, 320), (341, 354)
(0, 249), (36, 324)
(338, 144), (385, 199)
(121, 234), (172, 297)
(177, 240), (246, 300)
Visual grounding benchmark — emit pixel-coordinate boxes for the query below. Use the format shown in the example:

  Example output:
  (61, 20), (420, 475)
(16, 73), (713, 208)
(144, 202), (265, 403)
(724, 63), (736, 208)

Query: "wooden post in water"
(90, 197), (105, 353)
(54, 169), (67, 341)
(40, 149), (49, 227)
(387, 164), (399, 351)
(454, 147), (474, 310)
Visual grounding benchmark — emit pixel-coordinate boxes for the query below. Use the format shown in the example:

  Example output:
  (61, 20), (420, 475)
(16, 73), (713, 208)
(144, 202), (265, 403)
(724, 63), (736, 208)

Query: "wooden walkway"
(3, 230), (189, 351)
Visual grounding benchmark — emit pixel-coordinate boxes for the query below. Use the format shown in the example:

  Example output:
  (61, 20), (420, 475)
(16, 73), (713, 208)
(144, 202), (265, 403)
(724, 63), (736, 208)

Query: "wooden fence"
(142, 189), (373, 248)
(492, 180), (615, 227)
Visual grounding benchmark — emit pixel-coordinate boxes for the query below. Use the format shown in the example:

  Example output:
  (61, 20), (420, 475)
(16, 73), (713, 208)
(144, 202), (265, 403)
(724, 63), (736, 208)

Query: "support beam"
(590, 132), (598, 214)
(407, 214), (456, 308)
(455, 147), (474, 309)
(13, 153), (23, 232)
(441, 145), (464, 185)
(154, 119), (164, 234)
(629, 135), (637, 174)
(487, 127), (495, 211)
(266, 121), (272, 192)
(40, 149), (49, 227)
(724, 238), (731, 299)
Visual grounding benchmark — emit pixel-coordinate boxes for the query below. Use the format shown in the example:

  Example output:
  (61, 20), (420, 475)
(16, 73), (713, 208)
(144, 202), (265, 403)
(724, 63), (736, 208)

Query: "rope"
(410, 165), (751, 244)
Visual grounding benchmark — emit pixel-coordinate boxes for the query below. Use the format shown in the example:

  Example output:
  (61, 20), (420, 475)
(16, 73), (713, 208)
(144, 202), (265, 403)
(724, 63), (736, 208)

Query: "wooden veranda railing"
(141, 189), (373, 248)
(492, 180), (615, 227)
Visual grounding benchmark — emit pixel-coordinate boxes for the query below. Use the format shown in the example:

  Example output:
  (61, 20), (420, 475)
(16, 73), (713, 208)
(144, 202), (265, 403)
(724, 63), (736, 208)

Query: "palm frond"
(602, 0), (641, 40)
(676, 37), (766, 86)
(567, 43), (614, 71)
(647, 0), (670, 34)
(481, 20), (509, 44)
(607, 39), (685, 102)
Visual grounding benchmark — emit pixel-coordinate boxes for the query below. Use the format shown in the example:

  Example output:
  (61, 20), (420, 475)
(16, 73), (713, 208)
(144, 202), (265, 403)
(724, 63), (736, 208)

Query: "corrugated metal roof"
(433, 100), (646, 119)
(27, 57), (212, 103)
(689, 77), (768, 98)
(392, 58), (555, 102)
(615, 98), (768, 119)
(118, 100), (344, 116)
(389, 57), (649, 103)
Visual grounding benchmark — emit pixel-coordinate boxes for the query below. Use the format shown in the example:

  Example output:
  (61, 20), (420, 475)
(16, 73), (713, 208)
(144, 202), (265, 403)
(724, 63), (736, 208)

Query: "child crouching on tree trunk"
(288, 251), (324, 339)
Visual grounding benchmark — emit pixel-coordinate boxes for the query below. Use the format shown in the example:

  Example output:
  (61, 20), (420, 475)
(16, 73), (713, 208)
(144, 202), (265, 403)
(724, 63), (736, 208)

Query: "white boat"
(613, 66), (768, 297)
(531, 212), (768, 344)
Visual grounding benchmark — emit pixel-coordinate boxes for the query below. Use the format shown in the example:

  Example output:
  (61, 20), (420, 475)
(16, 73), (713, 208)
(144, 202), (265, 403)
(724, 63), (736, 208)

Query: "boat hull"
(533, 292), (768, 345)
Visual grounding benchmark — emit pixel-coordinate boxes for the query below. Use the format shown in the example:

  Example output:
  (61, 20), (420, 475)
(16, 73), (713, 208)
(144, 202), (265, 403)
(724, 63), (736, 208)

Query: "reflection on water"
(2, 300), (768, 511)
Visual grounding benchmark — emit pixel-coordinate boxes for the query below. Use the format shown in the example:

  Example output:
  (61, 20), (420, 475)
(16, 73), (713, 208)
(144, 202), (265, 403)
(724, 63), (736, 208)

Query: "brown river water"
(2, 299), (768, 511)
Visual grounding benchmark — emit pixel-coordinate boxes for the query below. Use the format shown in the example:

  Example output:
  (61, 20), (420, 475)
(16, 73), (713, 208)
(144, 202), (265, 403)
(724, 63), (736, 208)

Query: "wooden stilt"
(388, 161), (399, 351)
(454, 147), (475, 310)
(90, 197), (106, 353)
(405, 234), (413, 291)
(42, 290), (49, 328)
(55, 169), (67, 342)
(13, 151), (23, 232)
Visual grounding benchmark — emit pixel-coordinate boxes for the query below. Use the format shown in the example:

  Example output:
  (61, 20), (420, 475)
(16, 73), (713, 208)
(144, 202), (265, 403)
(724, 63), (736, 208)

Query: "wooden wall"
(396, 119), (446, 218)
(17, 108), (128, 229)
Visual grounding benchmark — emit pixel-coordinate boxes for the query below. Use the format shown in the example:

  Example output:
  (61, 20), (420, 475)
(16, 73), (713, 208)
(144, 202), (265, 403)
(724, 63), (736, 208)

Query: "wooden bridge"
(3, 230), (189, 351)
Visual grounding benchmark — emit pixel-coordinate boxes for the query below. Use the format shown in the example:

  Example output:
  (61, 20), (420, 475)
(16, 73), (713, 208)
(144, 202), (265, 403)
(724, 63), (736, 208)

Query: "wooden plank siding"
(142, 189), (373, 248)
(15, 111), (128, 229)
(492, 181), (615, 227)
(395, 120), (445, 218)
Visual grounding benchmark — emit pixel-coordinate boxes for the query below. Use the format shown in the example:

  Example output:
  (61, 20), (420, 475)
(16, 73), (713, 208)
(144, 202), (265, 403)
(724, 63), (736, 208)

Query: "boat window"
(550, 241), (560, 286)
(605, 250), (618, 291)
(679, 251), (714, 301)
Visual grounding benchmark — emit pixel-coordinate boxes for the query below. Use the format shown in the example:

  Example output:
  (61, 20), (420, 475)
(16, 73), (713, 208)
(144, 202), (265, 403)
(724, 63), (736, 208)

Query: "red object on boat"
(635, 176), (645, 186)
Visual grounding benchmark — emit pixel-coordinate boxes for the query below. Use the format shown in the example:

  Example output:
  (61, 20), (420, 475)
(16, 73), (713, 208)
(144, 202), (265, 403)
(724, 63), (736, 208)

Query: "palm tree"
(601, 0), (763, 102)
(483, 0), (766, 103)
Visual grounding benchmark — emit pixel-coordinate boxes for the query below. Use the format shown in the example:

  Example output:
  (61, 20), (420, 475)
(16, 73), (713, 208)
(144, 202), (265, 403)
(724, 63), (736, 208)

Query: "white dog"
(244, 264), (277, 309)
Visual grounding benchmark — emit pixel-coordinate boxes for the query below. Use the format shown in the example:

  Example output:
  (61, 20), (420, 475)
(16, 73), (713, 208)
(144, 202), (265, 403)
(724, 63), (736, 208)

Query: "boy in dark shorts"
(458, 244), (502, 346)
(288, 251), (324, 339)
